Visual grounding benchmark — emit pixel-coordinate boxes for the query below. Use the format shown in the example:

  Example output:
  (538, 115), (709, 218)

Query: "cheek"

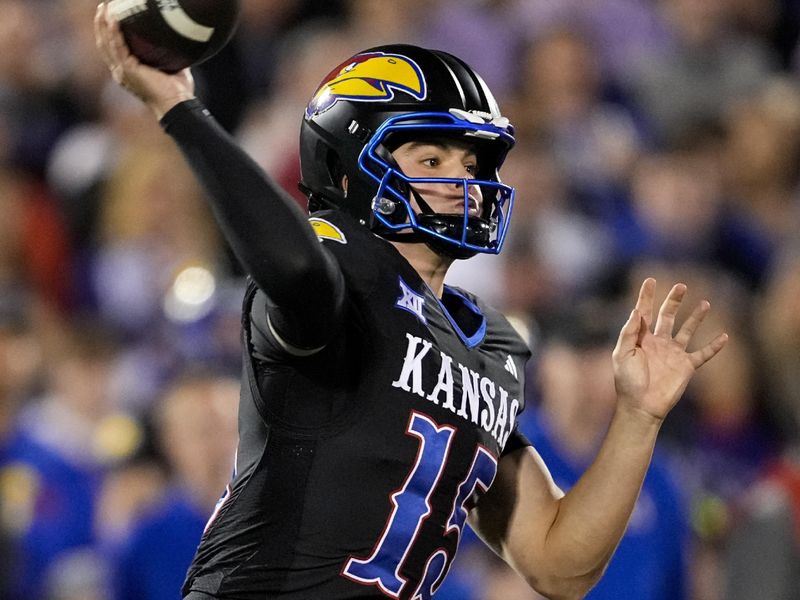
(407, 183), (455, 211)
(397, 162), (422, 178)
(409, 182), (441, 195)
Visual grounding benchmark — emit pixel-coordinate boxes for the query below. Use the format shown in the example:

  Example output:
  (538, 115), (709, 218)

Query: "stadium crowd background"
(1, 0), (800, 598)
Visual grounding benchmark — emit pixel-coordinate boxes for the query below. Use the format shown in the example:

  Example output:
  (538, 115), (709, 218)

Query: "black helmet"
(299, 44), (516, 259)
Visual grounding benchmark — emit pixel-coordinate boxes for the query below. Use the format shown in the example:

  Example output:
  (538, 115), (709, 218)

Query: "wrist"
(612, 402), (664, 434)
(148, 92), (196, 120)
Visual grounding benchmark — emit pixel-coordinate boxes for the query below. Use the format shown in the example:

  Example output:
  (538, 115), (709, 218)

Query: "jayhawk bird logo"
(306, 52), (427, 117)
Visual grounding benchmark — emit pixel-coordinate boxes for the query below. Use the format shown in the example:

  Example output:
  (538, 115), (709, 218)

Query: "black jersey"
(182, 210), (531, 600)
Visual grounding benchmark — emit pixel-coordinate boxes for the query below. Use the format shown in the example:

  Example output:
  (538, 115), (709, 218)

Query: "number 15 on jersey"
(343, 412), (498, 599)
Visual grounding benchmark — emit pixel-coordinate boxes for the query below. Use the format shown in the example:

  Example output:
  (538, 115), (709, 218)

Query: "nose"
(467, 183), (483, 202)
(450, 179), (483, 215)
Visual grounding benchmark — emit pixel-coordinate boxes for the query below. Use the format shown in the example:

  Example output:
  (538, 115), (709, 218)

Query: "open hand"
(612, 278), (728, 422)
(94, 2), (195, 119)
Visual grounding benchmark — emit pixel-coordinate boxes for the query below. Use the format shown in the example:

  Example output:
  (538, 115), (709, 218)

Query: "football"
(107, 0), (241, 73)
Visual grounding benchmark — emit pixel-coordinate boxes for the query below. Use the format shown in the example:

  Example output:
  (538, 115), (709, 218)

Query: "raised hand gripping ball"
(107, 0), (240, 73)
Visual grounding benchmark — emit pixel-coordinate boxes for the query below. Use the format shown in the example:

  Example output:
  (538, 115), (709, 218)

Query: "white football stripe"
(107, 0), (147, 19)
(160, 3), (215, 42)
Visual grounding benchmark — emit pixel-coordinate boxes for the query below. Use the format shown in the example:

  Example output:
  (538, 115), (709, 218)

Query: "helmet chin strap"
(372, 156), (435, 245)
(376, 187), (432, 236)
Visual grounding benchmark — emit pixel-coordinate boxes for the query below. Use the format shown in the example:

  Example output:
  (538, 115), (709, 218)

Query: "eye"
(421, 157), (440, 168)
(465, 163), (478, 176)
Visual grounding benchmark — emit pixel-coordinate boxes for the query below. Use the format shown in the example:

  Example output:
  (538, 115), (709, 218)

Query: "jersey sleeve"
(160, 99), (345, 351)
(249, 287), (328, 359)
(502, 428), (531, 457)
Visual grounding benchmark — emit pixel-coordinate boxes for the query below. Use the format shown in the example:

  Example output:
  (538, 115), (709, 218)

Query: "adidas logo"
(504, 355), (518, 380)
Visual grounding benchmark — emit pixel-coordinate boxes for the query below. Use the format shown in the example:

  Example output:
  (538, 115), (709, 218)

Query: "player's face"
(391, 139), (483, 216)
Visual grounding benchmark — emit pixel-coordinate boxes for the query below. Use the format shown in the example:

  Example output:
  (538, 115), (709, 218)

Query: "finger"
(612, 308), (642, 362)
(634, 278), (656, 329)
(636, 315), (648, 347)
(688, 332), (729, 369)
(93, 2), (103, 48)
(104, 6), (127, 66)
(674, 300), (710, 348)
(105, 9), (141, 86)
(654, 283), (686, 338)
(98, 3), (127, 77)
(94, 3), (114, 69)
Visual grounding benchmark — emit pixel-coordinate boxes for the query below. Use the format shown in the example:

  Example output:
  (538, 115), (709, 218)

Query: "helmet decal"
(305, 52), (427, 117)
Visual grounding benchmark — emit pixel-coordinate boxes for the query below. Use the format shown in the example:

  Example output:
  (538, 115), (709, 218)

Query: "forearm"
(545, 405), (661, 581)
(470, 407), (662, 599)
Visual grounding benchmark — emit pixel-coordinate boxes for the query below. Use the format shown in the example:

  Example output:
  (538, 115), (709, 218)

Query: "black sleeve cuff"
(159, 98), (209, 131)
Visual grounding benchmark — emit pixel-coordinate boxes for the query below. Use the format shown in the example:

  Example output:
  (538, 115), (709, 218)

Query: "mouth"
(443, 197), (481, 216)
(467, 196), (481, 216)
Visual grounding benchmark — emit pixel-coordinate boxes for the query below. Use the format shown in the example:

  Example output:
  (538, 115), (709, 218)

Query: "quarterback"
(95, 4), (727, 599)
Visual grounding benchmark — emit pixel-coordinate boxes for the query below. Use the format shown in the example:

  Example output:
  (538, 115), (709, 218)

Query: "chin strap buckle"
(374, 197), (397, 215)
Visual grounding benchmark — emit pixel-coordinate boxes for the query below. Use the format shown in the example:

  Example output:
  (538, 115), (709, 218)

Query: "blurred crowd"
(1, 0), (800, 598)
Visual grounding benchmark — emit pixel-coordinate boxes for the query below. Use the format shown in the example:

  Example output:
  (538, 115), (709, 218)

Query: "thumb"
(613, 308), (641, 362)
